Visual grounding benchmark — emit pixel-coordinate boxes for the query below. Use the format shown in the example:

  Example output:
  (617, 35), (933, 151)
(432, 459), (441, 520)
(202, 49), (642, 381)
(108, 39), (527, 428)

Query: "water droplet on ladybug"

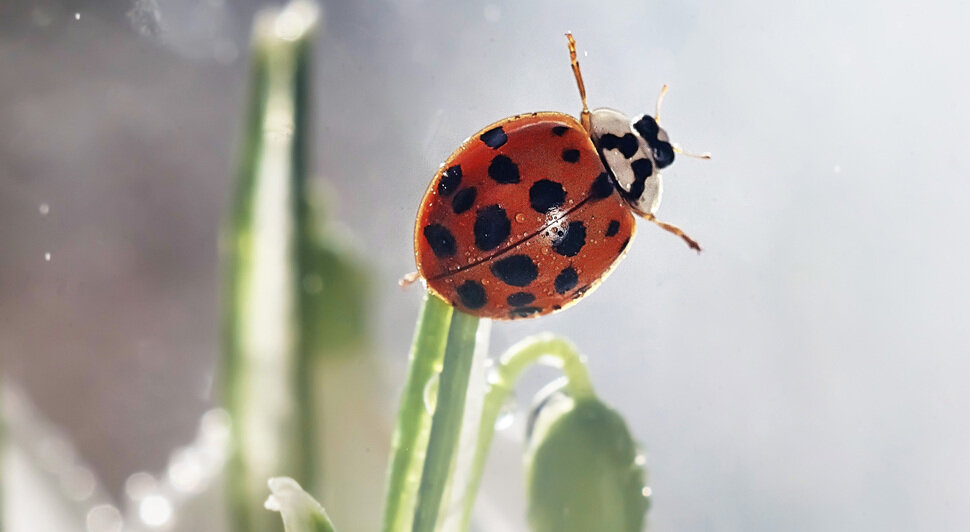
(515, 212), (526, 223)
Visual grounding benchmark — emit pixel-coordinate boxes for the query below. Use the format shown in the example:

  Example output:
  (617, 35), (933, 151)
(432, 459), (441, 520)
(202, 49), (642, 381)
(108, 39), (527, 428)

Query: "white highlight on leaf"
(264, 494), (282, 512)
(266, 477), (336, 532)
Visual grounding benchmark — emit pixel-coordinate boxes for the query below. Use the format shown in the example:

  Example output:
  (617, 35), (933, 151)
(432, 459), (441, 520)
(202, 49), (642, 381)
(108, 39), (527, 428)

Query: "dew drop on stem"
(423, 373), (440, 413)
(495, 397), (517, 431)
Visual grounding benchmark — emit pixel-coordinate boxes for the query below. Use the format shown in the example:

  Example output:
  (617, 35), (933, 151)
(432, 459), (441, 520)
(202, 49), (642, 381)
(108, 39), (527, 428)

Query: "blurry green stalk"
(222, 3), (320, 532)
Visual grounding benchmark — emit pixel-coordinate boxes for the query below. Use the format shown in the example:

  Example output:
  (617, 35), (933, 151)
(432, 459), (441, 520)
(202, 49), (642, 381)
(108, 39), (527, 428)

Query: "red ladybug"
(413, 34), (706, 320)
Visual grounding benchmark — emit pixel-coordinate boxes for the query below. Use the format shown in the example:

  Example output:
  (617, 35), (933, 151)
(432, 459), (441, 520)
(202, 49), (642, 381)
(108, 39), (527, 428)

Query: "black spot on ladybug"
(490, 254), (538, 287)
(590, 171), (614, 199)
(552, 304), (562, 311)
(506, 292), (536, 307)
(652, 141), (675, 169)
(626, 158), (653, 199)
(619, 237), (631, 253)
(423, 224), (457, 258)
(551, 125), (569, 136)
(451, 187), (477, 214)
(599, 133), (639, 159)
(480, 127), (508, 149)
(632, 115), (659, 142)
(510, 306), (542, 318)
(456, 280), (487, 309)
(605, 220), (620, 237)
(437, 165), (462, 196)
(554, 266), (578, 294)
(529, 179), (566, 213)
(474, 205), (512, 251)
(599, 134), (617, 150)
(488, 155), (520, 184)
(618, 135), (639, 158)
(633, 115), (675, 169)
(552, 221), (587, 257)
(561, 149), (580, 163)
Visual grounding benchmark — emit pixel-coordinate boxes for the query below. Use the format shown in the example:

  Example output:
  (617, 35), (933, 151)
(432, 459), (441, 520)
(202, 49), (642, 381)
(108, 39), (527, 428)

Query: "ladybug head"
(588, 108), (673, 216)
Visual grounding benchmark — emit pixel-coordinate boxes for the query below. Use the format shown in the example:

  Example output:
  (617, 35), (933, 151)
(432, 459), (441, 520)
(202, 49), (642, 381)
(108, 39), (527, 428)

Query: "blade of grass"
(436, 318), (491, 532)
(411, 310), (480, 532)
(382, 293), (453, 532)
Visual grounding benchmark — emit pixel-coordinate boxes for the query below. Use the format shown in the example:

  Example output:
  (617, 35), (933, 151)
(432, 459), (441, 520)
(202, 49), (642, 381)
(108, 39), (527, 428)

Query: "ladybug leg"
(673, 144), (712, 160)
(565, 33), (591, 132)
(398, 271), (422, 289)
(642, 213), (702, 253)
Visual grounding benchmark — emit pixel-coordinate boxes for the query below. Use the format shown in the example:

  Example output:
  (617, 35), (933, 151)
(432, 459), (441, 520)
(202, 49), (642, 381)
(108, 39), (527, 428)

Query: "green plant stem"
(382, 294), (453, 532)
(457, 333), (595, 532)
(411, 310), (480, 532)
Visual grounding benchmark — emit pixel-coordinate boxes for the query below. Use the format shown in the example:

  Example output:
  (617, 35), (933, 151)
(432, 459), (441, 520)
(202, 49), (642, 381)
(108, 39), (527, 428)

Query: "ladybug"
(413, 34), (706, 320)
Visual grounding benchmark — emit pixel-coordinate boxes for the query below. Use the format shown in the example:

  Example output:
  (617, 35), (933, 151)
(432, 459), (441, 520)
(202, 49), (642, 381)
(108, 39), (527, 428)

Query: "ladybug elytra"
(413, 34), (706, 320)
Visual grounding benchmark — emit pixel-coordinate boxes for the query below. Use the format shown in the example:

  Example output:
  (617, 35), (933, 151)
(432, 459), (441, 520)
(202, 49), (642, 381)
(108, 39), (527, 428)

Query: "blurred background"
(2, 0), (970, 530)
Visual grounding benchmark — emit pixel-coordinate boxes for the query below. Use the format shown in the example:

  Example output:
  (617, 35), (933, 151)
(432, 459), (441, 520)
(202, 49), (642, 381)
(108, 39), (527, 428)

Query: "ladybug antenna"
(656, 85), (712, 160)
(655, 84), (669, 123)
(566, 32), (591, 131)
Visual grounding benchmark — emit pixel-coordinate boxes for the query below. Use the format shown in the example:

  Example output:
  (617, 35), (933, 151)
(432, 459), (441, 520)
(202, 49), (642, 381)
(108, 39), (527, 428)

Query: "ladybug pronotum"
(413, 34), (706, 320)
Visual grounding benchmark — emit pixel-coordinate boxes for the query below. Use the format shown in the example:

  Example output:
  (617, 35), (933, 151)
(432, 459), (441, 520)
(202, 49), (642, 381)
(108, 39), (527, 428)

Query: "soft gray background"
(2, 0), (970, 530)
